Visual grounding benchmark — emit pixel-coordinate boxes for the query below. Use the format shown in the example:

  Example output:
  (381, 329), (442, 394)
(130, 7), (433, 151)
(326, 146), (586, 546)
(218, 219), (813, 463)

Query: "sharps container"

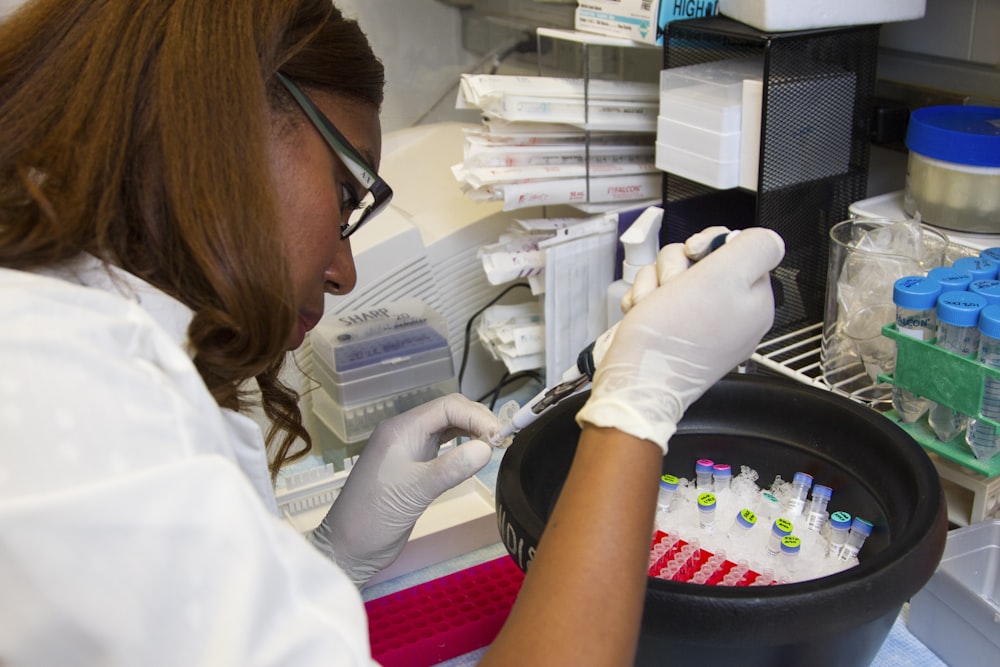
(903, 105), (1000, 234)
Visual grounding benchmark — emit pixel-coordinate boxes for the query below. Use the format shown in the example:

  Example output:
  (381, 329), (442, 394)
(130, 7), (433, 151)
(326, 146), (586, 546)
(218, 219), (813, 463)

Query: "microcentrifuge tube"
(695, 459), (714, 490)
(837, 517), (873, 561)
(826, 511), (852, 558)
(766, 518), (794, 558)
(805, 485), (833, 533)
(782, 472), (813, 517)
(697, 492), (717, 533)
(757, 491), (781, 521)
(657, 474), (679, 514)
(713, 463), (732, 493)
(489, 400), (521, 448)
(779, 535), (801, 573)
(727, 508), (757, 541)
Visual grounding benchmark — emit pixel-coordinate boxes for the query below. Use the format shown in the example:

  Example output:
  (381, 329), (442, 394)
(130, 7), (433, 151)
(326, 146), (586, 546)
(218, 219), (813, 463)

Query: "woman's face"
(269, 91), (382, 350)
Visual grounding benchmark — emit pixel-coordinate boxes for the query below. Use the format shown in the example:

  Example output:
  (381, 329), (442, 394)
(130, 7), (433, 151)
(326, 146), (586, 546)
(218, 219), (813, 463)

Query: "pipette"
(488, 229), (739, 448)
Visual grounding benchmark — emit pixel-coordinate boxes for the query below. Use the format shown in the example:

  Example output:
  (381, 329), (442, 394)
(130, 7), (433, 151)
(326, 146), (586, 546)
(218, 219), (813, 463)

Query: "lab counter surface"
(359, 446), (949, 667)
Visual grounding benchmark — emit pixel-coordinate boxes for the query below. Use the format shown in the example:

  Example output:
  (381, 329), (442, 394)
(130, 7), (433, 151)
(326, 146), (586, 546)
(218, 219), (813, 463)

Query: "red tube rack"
(648, 530), (766, 585)
(365, 555), (524, 667)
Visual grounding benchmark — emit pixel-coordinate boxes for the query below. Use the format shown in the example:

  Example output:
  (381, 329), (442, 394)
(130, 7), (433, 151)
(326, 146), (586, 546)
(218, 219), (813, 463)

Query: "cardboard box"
(575, 0), (718, 45)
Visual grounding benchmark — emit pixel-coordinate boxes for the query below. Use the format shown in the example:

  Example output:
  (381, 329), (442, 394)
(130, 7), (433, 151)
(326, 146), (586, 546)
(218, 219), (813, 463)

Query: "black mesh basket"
(661, 17), (880, 337)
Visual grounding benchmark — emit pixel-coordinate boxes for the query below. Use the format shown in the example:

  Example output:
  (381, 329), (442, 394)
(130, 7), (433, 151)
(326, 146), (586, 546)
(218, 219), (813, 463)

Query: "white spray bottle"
(606, 205), (663, 329)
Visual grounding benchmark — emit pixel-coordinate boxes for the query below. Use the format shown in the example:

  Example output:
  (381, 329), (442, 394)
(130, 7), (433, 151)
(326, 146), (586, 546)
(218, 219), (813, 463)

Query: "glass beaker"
(821, 219), (948, 403)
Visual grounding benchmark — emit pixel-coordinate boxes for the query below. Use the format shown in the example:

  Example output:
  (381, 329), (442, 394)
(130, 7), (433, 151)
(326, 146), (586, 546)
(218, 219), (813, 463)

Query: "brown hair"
(0, 0), (385, 481)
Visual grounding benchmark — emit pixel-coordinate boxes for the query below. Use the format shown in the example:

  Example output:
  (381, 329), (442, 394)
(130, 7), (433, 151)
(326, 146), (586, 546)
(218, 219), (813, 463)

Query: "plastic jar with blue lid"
(903, 105), (1000, 233)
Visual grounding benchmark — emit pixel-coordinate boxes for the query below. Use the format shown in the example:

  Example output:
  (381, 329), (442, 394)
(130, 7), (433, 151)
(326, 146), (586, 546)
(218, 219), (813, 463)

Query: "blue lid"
(893, 276), (942, 310)
(735, 508), (757, 528)
(830, 511), (852, 529)
(969, 280), (1000, 305)
(780, 536), (802, 555)
(811, 484), (833, 500)
(792, 472), (813, 486)
(953, 256), (999, 281)
(981, 248), (1000, 263)
(937, 291), (987, 327)
(979, 305), (1000, 340)
(850, 517), (874, 536)
(905, 105), (1000, 168)
(712, 463), (732, 477)
(695, 458), (714, 472)
(927, 266), (973, 291)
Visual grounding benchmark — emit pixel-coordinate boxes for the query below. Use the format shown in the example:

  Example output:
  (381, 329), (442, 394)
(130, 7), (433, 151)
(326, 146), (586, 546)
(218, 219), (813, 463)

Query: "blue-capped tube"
(727, 508), (757, 541)
(805, 485), (833, 533)
(892, 276), (942, 423)
(656, 474), (679, 514)
(927, 266), (974, 292)
(782, 472), (813, 517)
(838, 517), (873, 561)
(953, 256), (999, 282)
(826, 511), (852, 558)
(695, 459), (714, 490)
(779, 535), (802, 574)
(713, 463), (732, 493)
(697, 493), (717, 533)
(757, 490), (781, 521)
(928, 291), (987, 442)
(966, 305), (1000, 462)
(766, 518), (794, 557)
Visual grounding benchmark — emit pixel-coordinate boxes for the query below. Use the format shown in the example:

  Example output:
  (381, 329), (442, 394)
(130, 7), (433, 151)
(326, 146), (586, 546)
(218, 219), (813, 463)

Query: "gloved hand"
(577, 227), (784, 453)
(308, 394), (498, 588)
(622, 225), (733, 312)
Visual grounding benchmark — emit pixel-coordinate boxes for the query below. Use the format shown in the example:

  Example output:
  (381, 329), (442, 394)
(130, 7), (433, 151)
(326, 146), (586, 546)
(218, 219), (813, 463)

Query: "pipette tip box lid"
(310, 297), (455, 407)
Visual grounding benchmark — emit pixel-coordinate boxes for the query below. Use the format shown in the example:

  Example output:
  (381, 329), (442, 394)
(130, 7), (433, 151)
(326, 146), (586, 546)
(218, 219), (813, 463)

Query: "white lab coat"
(0, 256), (378, 666)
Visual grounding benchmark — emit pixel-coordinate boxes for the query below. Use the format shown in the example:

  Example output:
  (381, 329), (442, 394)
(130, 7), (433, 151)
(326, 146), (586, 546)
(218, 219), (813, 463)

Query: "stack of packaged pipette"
(453, 74), (660, 211)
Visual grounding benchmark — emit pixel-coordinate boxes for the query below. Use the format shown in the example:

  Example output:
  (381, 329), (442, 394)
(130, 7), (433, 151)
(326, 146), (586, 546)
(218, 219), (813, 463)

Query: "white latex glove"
(577, 227), (785, 453)
(622, 225), (733, 312)
(308, 394), (498, 588)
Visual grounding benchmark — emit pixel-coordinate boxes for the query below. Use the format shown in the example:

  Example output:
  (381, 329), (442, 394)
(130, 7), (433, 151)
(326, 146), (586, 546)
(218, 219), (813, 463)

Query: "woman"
(0, 1), (784, 665)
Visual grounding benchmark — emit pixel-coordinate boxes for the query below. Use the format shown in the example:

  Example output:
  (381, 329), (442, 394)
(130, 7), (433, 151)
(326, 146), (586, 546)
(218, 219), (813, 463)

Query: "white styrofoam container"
(659, 58), (763, 134)
(656, 141), (739, 189)
(718, 0), (926, 32)
(656, 115), (741, 162)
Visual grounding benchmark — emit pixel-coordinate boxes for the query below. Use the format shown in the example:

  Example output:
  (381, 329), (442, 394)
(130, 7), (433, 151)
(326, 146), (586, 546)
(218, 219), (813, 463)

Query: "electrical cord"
(476, 370), (544, 410)
(457, 282), (533, 393)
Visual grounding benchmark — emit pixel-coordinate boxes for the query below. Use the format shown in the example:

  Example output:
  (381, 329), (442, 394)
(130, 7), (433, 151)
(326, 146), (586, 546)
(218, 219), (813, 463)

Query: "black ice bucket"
(495, 373), (946, 667)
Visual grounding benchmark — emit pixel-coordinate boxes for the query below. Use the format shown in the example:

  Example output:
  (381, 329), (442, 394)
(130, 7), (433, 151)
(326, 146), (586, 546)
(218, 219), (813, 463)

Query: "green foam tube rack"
(878, 324), (1000, 478)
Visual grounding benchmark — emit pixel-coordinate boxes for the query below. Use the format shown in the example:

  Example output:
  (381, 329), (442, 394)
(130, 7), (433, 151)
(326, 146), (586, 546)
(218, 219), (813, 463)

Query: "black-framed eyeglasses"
(276, 71), (392, 239)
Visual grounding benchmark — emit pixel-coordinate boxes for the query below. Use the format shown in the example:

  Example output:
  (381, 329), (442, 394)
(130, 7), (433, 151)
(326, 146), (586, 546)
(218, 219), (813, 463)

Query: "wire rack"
(749, 321), (892, 409)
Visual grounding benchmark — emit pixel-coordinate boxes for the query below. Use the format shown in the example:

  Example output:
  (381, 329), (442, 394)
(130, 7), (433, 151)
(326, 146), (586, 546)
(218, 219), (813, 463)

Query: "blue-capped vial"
(766, 518), (794, 557)
(758, 490), (781, 521)
(929, 291), (988, 443)
(927, 266), (974, 292)
(779, 535), (802, 572)
(837, 517), (874, 561)
(697, 493), (717, 532)
(656, 474), (679, 514)
(892, 276), (943, 422)
(981, 247), (1000, 264)
(969, 280), (1000, 306)
(727, 508), (757, 541)
(805, 484), (833, 533)
(695, 459), (714, 490)
(782, 472), (813, 518)
(953, 256), (999, 282)
(966, 305), (1000, 462)
(827, 511), (852, 557)
(713, 463), (732, 493)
